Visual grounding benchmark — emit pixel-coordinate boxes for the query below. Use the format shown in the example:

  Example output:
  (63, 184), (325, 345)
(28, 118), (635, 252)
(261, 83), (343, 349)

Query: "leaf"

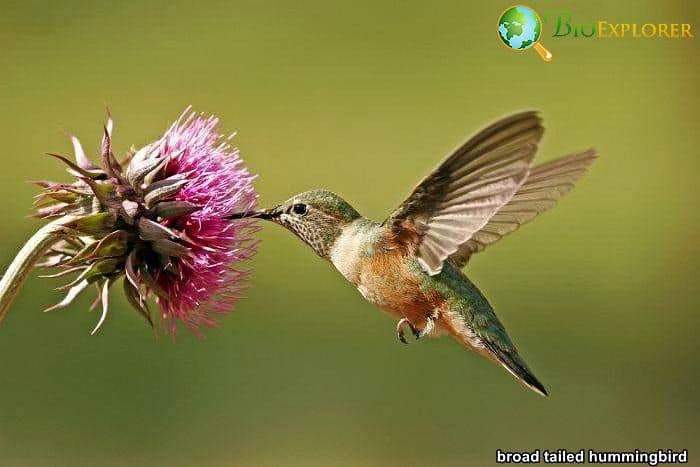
(69, 134), (99, 170)
(33, 202), (72, 219)
(143, 174), (189, 208)
(35, 190), (81, 205)
(126, 154), (167, 188)
(150, 200), (201, 219)
(36, 253), (71, 268)
(66, 241), (99, 265)
(88, 230), (130, 260)
(82, 258), (122, 283)
(143, 151), (179, 187)
(80, 177), (118, 208)
(38, 265), (87, 279)
(101, 125), (122, 178)
(59, 257), (121, 290)
(44, 279), (89, 312)
(137, 218), (177, 241)
(46, 153), (104, 178)
(90, 279), (112, 335)
(151, 239), (190, 258)
(118, 199), (140, 225)
(122, 278), (153, 328)
(139, 266), (168, 299)
(63, 212), (117, 236)
(124, 250), (141, 290)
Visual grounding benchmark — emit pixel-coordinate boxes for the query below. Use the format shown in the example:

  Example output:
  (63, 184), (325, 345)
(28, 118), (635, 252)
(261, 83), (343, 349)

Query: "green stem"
(0, 218), (69, 325)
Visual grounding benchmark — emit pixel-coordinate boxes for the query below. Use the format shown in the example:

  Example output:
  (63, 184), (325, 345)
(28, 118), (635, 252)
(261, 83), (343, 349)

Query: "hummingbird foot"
(420, 317), (435, 338)
(419, 310), (439, 338)
(396, 318), (421, 344)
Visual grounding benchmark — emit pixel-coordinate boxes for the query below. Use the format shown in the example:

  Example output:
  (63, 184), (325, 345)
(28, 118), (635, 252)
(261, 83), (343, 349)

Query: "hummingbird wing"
(384, 111), (544, 275)
(449, 149), (596, 267)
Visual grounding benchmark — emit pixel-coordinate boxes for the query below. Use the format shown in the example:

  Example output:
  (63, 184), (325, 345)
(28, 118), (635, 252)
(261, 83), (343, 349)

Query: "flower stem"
(0, 218), (69, 324)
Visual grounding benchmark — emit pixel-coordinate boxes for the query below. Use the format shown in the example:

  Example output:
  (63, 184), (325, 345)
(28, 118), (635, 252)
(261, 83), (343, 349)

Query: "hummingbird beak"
(227, 207), (278, 221)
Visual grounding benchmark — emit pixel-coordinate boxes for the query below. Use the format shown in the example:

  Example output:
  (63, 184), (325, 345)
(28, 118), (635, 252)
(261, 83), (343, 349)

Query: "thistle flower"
(0, 109), (258, 335)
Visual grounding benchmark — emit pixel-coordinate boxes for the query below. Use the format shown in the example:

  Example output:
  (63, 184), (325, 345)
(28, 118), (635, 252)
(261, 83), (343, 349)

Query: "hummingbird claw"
(412, 325), (421, 340)
(396, 318), (419, 345)
(398, 330), (408, 345)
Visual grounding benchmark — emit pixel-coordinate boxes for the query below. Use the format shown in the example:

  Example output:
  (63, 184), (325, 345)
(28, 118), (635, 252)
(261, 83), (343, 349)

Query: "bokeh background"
(0, 1), (698, 466)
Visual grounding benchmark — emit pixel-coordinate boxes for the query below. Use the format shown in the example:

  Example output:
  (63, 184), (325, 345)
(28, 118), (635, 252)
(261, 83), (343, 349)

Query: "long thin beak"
(227, 209), (275, 220)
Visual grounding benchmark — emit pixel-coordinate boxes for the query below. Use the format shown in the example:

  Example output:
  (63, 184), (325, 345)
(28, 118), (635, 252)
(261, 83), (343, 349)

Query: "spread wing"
(449, 149), (596, 267)
(384, 111), (544, 275)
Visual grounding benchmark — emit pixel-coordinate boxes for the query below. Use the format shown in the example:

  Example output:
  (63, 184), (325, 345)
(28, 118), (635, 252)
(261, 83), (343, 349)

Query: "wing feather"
(450, 149), (596, 267)
(385, 111), (544, 275)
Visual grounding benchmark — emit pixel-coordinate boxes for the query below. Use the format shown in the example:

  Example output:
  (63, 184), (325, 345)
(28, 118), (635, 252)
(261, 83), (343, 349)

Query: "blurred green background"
(0, 1), (698, 466)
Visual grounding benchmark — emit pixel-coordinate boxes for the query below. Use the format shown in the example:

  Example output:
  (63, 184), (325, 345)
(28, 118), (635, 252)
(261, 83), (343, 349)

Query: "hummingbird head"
(230, 189), (361, 258)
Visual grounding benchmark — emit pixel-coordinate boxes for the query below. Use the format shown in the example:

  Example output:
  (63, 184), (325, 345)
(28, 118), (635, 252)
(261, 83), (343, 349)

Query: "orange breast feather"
(359, 244), (442, 327)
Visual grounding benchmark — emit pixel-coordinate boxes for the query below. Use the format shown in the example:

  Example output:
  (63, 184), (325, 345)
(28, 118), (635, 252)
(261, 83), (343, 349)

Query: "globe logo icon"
(497, 5), (553, 61)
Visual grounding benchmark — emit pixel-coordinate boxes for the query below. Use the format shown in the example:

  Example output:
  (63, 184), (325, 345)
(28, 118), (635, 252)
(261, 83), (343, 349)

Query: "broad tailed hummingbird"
(231, 112), (596, 396)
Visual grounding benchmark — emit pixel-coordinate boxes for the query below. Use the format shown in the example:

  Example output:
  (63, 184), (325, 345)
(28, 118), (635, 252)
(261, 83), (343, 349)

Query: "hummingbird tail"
(485, 342), (548, 397)
(441, 304), (548, 396)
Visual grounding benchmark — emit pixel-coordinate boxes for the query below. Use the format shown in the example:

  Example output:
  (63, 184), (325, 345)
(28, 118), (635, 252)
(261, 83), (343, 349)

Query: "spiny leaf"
(123, 278), (153, 328)
(119, 199), (140, 225)
(63, 212), (117, 236)
(126, 154), (167, 188)
(143, 174), (189, 208)
(46, 153), (104, 178)
(101, 125), (122, 178)
(91, 279), (112, 335)
(34, 190), (81, 205)
(81, 257), (122, 283)
(137, 218), (177, 241)
(48, 243), (79, 257)
(124, 250), (141, 290)
(44, 280), (89, 312)
(87, 230), (130, 260)
(150, 200), (201, 219)
(66, 241), (99, 266)
(59, 257), (121, 290)
(143, 152), (179, 187)
(36, 253), (72, 269)
(69, 134), (100, 170)
(139, 266), (168, 299)
(151, 239), (190, 258)
(80, 177), (118, 208)
(38, 266), (87, 279)
(33, 202), (72, 219)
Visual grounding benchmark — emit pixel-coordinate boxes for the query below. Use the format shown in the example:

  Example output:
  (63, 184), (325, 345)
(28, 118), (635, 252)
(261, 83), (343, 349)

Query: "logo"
(552, 14), (694, 39)
(498, 5), (694, 62)
(497, 5), (553, 62)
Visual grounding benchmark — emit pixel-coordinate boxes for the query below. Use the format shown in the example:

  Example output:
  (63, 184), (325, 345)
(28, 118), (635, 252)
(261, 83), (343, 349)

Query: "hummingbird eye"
(292, 203), (308, 216)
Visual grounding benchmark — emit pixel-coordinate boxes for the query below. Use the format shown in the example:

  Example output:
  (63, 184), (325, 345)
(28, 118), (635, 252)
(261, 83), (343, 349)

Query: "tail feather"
(440, 304), (548, 397)
(485, 341), (548, 397)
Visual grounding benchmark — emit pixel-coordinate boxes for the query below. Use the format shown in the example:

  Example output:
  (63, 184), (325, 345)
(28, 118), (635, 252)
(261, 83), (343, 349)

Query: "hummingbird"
(231, 112), (596, 396)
